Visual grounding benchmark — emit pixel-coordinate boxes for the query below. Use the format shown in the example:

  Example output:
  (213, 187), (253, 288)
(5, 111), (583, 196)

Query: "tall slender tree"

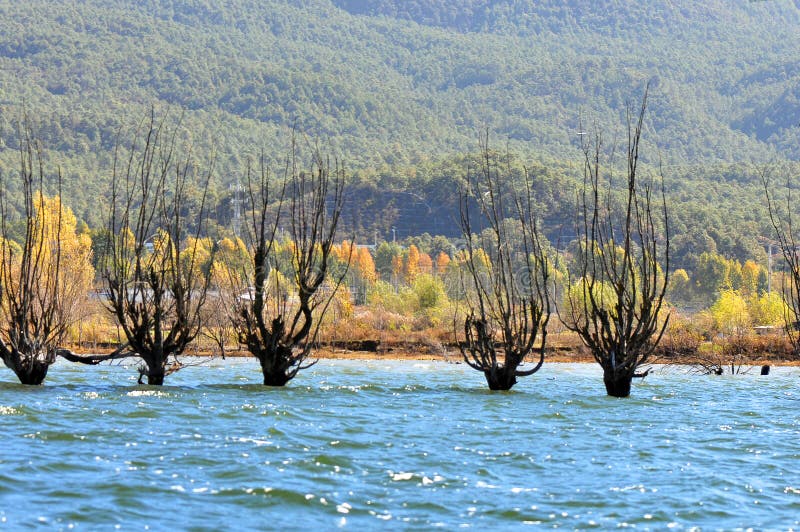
(561, 86), (670, 397)
(458, 134), (551, 391)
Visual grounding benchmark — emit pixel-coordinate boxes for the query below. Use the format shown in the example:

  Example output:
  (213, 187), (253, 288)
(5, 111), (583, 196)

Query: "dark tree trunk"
(262, 370), (291, 387)
(257, 347), (293, 387)
(139, 357), (166, 386)
(146, 370), (165, 386)
(12, 360), (50, 386)
(484, 366), (518, 391)
(603, 371), (633, 398)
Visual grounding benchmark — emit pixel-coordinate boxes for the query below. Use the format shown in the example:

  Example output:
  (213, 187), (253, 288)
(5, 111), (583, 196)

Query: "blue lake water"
(1, 359), (800, 529)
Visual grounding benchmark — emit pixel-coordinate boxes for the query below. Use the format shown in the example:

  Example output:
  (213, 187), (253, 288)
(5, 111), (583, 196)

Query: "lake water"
(1, 359), (799, 529)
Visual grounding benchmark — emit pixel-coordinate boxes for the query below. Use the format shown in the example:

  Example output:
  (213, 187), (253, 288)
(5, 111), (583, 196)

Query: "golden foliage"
(434, 251), (451, 275)
(417, 251), (433, 275)
(1, 194), (94, 338)
(710, 289), (750, 335)
(355, 246), (377, 284)
(405, 244), (421, 282)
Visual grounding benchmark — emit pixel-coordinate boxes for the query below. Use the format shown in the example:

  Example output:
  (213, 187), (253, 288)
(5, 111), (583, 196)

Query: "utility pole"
(230, 178), (244, 238)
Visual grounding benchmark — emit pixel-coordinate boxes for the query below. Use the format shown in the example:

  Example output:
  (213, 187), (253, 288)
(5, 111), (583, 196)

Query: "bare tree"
(458, 134), (551, 390)
(763, 165), (800, 357)
(69, 111), (215, 384)
(561, 87), (670, 397)
(229, 142), (347, 386)
(0, 121), (71, 384)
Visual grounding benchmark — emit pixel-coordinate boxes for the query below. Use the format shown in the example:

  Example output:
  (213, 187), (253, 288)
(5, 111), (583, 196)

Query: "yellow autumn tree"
(356, 247), (377, 284)
(211, 236), (250, 291)
(184, 236), (215, 277)
(143, 228), (177, 279)
(434, 251), (451, 275)
(740, 260), (761, 297)
(417, 251), (433, 275)
(29, 193), (95, 328)
(749, 291), (786, 327)
(405, 244), (421, 282)
(391, 254), (404, 281)
(710, 289), (750, 336)
(337, 240), (355, 264)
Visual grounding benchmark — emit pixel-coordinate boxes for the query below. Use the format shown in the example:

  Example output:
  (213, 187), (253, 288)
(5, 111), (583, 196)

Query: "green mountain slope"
(0, 0), (798, 264)
(2, 0), (799, 164)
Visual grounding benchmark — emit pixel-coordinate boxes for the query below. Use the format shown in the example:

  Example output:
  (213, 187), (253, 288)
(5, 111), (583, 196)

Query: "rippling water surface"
(1, 359), (800, 529)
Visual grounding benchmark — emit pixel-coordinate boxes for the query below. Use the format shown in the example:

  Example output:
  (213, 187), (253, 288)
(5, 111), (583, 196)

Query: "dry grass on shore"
(65, 332), (800, 367)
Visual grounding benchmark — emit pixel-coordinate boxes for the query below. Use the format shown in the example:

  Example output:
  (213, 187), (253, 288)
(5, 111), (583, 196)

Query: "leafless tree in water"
(458, 134), (551, 390)
(0, 119), (74, 384)
(66, 111), (215, 384)
(226, 140), (348, 386)
(560, 86), (670, 397)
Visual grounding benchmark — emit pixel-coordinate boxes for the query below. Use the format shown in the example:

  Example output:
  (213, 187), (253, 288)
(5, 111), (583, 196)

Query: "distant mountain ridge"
(333, 0), (800, 37)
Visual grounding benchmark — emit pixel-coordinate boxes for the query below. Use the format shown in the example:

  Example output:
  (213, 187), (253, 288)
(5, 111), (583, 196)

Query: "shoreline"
(66, 343), (800, 367)
(310, 349), (800, 367)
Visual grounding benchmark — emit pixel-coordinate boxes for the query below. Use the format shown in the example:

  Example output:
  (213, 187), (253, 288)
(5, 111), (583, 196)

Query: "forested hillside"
(0, 0), (798, 266)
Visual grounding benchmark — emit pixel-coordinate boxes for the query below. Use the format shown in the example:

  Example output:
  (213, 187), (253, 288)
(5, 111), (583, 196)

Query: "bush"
(412, 274), (447, 310)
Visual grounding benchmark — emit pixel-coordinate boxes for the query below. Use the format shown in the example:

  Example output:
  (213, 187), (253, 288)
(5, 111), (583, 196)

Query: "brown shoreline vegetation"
(59, 290), (800, 372)
(63, 326), (800, 367)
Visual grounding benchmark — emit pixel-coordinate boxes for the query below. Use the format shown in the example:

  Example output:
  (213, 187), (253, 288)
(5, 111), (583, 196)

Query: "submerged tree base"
(256, 346), (299, 387)
(138, 358), (186, 385)
(10, 360), (50, 385)
(484, 367), (518, 391)
(262, 372), (292, 387)
(603, 373), (633, 398)
(141, 372), (166, 386)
